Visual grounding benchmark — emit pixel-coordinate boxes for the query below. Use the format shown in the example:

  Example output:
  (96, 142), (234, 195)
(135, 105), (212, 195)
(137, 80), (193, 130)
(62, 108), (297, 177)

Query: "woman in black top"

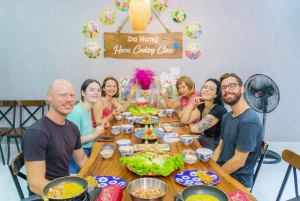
(181, 78), (227, 150)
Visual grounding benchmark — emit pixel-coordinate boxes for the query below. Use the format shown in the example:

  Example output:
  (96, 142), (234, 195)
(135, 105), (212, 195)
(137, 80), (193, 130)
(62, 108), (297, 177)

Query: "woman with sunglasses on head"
(92, 76), (137, 127)
(66, 79), (109, 174)
(162, 76), (201, 120)
(181, 78), (227, 150)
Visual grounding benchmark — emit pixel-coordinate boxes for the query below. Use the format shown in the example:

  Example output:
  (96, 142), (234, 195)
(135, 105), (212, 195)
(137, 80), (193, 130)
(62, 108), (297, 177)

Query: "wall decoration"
(104, 32), (183, 59)
(99, 8), (117, 26)
(152, 0), (169, 12)
(115, 0), (130, 11)
(185, 43), (201, 60)
(185, 21), (202, 39)
(82, 21), (99, 38)
(84, 42), (101, 59)
(171, 8), (187, 24)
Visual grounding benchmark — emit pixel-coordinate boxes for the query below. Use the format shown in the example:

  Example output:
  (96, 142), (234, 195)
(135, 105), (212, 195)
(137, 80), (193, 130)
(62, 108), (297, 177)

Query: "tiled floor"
(0, 142), (299, 201)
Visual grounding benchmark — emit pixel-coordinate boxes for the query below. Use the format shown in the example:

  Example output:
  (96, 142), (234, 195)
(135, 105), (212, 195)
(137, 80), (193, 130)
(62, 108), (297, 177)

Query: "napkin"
(227, 190), (249, 201)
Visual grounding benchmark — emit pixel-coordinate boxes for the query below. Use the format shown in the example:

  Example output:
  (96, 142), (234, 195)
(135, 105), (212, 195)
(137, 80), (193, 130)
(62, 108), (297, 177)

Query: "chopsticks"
(170, 135), (199, 139)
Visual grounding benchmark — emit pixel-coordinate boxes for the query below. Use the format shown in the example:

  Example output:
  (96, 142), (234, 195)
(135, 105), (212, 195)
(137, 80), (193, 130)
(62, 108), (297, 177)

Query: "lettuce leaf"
(120, 153), (184, 176)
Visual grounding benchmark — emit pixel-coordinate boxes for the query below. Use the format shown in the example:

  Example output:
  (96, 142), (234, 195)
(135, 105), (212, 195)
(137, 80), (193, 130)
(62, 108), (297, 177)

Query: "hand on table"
(101, 121), (110, 128)
(93, 125), (104, 137)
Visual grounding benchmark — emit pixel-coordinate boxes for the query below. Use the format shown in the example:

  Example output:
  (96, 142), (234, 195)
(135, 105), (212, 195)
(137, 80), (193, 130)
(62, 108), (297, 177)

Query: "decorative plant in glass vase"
(130, 68), (156, 90)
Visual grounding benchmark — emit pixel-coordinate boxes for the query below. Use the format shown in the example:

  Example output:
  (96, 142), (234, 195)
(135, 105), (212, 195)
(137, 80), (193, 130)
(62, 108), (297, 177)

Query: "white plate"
(163, 132), (180, 142)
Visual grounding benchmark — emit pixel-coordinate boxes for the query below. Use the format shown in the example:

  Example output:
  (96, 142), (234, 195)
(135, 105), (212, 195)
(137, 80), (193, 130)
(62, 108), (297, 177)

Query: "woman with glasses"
(162, 76), (201, 120)
(67, 79), (109, 174)
(181, 78), (227, 150)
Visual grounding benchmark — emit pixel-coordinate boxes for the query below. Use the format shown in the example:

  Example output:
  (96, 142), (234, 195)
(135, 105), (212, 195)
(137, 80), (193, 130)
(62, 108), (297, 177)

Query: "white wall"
(1, 0), (299, 142)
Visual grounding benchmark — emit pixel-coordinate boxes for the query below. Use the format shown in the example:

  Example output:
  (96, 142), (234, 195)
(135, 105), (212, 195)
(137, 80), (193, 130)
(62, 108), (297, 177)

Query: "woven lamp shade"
(129, 0), (150, 31)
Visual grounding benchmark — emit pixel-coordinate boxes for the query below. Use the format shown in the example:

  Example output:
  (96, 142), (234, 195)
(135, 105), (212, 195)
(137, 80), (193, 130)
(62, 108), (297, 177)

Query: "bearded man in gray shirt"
(212, 73), (263, 188)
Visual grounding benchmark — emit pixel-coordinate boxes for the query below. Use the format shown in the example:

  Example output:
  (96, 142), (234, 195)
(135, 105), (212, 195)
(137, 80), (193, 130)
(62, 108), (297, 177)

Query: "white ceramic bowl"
(116, 139), (132, 147)
(158, 109), (164, 113)
(180, 137), (194, 146)
(110, 126), (121, 135)
(196, 148), (213, 162)
(158, 112), (165, 118)
(115, 115), (123, 121)
(121, 124), (134, 134)
(182, 150), (197, 164)
(119, 146), (134, 156)
(100, 149), (113, 159)
(163, 125), (173, 133)
(165, 109), (175, 116)
(126, 117), (135, 124)
(122, 112), (132, 119)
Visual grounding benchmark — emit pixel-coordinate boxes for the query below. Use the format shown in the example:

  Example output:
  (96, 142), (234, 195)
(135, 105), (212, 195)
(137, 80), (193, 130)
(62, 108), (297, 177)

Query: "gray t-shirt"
(217, 108), (262, 188)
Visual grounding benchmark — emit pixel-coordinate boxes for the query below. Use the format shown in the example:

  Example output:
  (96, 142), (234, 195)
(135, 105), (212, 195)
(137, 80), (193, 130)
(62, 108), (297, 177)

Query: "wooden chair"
(6, 100), (46, 164)
(276, 149), (300, 201)
(8, 152), (27, 200)
(251, 140), (269, 192)
(0, 100), (18, 165)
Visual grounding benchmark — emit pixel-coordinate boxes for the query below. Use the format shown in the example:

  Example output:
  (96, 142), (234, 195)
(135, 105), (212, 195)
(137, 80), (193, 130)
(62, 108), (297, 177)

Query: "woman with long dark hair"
(67, 79), (108, 174)
(181, 78), (227, 150)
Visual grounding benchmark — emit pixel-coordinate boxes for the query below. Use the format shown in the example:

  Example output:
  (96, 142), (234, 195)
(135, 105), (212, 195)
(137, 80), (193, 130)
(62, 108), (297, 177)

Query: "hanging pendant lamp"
(128, 0), (151, 31)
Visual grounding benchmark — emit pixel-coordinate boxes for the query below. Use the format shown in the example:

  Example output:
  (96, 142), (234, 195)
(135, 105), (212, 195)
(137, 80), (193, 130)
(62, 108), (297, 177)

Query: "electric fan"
(244, 74), (281, 164)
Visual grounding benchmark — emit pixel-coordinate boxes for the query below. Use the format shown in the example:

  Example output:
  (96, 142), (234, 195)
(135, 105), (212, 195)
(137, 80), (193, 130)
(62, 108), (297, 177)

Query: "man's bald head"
(49, 79), (74, 94)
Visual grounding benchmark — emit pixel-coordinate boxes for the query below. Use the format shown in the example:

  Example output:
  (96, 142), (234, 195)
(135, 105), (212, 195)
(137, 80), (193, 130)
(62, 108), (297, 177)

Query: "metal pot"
(42, 176), (88, 201)
(180, 185), (229, 201)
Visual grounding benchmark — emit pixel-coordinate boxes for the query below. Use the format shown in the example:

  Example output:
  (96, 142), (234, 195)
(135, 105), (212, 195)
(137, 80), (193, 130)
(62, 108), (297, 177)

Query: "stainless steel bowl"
(127, 178), (168, 201)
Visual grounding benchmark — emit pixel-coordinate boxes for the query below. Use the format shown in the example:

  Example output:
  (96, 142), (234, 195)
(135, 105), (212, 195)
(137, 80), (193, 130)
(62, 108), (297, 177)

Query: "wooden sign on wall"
(104, 32), (182, 59)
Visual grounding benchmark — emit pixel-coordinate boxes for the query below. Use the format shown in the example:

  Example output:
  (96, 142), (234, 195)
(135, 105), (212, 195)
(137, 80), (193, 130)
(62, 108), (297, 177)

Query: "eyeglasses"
(221, 83), (239, 91)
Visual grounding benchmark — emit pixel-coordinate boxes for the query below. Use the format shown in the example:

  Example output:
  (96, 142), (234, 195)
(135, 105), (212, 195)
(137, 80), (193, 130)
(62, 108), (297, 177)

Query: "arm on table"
(73, 148), (89, 168)
(25, 161), (49, 196)
(161, 90), (181, 110)
(212, 139), (223, 161)
(81, 124), (105, 144)
(221, 149), (249, 174)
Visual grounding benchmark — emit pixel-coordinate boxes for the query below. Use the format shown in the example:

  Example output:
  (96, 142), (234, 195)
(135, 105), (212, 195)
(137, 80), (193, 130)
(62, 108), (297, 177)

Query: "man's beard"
(222, 90), (242, 106)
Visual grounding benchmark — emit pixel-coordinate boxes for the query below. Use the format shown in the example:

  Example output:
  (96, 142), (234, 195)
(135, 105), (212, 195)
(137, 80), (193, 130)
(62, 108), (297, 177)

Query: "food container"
(196, 148), (213, 162)
(181, 185), (229, 201)
(182, 150), (197, 165)
(137, 101), (148, 107)
(43, 176), (88, 200)
(110, 126), (121, 135)
(101, 145), (115, 151)
(115, 115), (123, 121)
(100, 149), (114, 159)
(127, 178), (168, 201)
(126, 117), (135, 124)
(163, 125), (173, 133)
(158, 112), (165, 118)
(122, 112), (132, 119)
(121, 124), (134, 134)
(165, 109), (175, 116)
(119, 146), (134, 156)
(180, 137), (194, 146)
(116, 139), (131, 147)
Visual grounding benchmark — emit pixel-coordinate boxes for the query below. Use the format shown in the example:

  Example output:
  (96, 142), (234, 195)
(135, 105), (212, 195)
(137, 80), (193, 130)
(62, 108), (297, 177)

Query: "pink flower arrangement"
(130, 68), (156, 90)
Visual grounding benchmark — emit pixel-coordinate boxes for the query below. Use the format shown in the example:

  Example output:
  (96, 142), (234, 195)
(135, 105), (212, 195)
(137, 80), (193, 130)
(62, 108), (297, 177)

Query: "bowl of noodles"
(180, 185), (229, 201)
(135, 129), (165, 142)
(43, 176), (88, 200)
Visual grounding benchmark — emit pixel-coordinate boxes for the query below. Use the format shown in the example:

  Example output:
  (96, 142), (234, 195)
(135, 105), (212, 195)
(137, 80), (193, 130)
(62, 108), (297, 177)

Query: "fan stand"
(262, 98), (281, 164)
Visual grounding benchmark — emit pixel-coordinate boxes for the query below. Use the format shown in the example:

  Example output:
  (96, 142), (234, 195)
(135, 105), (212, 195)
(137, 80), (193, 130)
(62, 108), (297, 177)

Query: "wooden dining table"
(77, 115), (257, 201)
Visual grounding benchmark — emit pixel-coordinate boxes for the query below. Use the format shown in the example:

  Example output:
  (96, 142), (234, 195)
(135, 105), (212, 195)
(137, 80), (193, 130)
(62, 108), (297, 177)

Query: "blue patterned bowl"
(165, 109), (175, 116)
(110, 126), (121, 135)
(121, 124), (134, 134)
(196, 148), (213, 162)
(116, 139), (131, 147)
(119, 146), (134, 156)
(122, 112), (131, 119)
(180, 137), (194, 146)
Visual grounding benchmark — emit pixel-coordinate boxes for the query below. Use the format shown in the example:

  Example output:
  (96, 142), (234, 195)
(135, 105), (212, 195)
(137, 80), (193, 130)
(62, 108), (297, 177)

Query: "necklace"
(202, 104), (215, 119)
